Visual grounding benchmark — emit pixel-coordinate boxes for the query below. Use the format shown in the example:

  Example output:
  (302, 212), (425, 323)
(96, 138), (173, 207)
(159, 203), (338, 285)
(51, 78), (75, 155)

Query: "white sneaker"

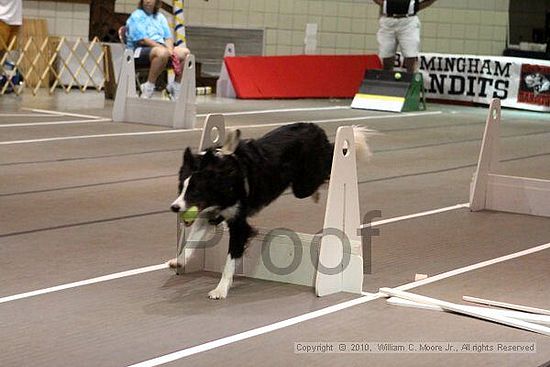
(166, 82), (181, 100)
(140, 82), (155, 98)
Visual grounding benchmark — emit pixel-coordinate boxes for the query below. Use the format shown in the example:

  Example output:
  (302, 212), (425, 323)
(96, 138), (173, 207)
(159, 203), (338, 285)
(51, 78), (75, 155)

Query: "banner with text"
(396, 52), (550, 112)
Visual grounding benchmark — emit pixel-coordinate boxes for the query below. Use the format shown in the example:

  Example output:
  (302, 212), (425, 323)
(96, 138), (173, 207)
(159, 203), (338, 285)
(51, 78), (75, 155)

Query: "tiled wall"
(23, 0), (510, 56)
(22, 1), (90, 40)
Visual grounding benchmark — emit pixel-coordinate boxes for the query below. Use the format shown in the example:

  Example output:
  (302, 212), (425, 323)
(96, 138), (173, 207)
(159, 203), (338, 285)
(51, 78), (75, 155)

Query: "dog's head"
(170, 130), (244, 221)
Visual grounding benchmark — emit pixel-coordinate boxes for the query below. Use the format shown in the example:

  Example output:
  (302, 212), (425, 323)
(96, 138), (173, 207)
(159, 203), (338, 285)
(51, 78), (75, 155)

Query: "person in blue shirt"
(126, 0), (190, 99)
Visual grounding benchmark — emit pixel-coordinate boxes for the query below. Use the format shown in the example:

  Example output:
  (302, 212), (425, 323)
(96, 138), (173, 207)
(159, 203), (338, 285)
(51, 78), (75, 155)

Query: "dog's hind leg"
(291, 142), (332, 200)
(208, 218), (255, 299)
(291, 175), (327, 199)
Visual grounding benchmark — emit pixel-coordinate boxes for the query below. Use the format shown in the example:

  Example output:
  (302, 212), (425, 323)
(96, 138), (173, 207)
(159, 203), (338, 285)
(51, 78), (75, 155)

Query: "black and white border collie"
(170, 123), (371, 299)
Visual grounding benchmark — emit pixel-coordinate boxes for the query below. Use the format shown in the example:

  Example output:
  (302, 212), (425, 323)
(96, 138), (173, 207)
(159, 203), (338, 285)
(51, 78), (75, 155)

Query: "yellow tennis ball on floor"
(180, 206), (199, 225)
(394, 72), (402, 80)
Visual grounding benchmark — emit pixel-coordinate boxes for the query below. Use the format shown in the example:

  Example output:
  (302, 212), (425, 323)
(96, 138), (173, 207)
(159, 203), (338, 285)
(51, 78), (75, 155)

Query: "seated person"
(125, 0), (190, 99)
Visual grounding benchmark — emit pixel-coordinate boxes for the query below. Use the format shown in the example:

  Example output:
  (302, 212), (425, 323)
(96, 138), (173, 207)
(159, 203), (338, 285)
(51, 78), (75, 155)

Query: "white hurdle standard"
(470, 98), (550, 217)
(216, 43), (236, 98)
(112, 50), (196, 129)
(174, 114), (364, 297)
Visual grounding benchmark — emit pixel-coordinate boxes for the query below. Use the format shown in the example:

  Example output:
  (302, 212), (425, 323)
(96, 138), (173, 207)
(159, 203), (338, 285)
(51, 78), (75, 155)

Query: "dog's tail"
(352, 125), (376, 162)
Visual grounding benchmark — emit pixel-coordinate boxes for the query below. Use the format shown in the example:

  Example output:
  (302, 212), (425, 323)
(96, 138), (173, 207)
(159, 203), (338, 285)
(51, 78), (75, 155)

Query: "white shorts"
(377, 15), (421, 59)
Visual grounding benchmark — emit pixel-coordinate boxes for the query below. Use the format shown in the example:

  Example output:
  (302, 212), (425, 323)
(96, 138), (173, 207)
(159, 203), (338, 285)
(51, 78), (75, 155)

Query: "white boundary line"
(0, 202), (547, 364)
(0, 113), (54, 117)
(196, 105), (352, 117)
(228, 111), (442, 131)
(0, 111), (442, 146)
(128, 241), (550, 367)
(363, 203), (470, 228)
(127, 294), (380, 367)
(394, 241), (550, 291)
(19, 106), (352, 120)
(0, 264), (168, 305)
(0, 202), (473, 305)
(0, 118), (112, 128)
(0, 128), (197, 145)
(23, 106), (351, 121)
(0, 202), (469, 305)
(21, 108), (66, 117)
(23, 108), (105, 120)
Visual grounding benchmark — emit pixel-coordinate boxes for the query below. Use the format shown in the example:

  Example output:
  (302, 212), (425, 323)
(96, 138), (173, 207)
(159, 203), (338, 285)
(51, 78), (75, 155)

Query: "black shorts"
(133, 46), (173, 68)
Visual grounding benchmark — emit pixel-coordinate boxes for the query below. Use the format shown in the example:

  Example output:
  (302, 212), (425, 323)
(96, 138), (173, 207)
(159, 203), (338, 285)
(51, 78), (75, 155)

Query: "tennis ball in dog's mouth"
(179, 206), (199, 225)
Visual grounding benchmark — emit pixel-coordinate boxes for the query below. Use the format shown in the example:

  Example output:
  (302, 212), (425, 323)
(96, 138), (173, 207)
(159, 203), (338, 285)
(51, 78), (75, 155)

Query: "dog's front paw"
(208, 287), (228, 300)
(166, 258), (181, 269)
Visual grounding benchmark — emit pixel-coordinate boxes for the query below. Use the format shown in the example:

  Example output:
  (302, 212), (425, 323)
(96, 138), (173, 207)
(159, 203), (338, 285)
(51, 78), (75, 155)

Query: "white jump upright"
(470, 98), (550, 217)
(175, 115), (364, 296)
(216, 43), (236, 98)
(113, 49), (196, 129)
(316, 127), (363, 296)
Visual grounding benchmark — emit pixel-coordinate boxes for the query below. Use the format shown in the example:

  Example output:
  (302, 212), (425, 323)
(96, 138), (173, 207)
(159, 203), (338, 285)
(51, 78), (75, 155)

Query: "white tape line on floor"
(0, 202), (515, 306)
(363, 203), (470, 228)
(0, 264), (168, 304)
(127, 294), (380, 367)
(0, 113), (54, 117)
(129, 241), (550, 366)
(0, 111), (442, 146)
(0, 118), (112, 128)
(196, 105), (352, 117)
(24, 108), (105, 120)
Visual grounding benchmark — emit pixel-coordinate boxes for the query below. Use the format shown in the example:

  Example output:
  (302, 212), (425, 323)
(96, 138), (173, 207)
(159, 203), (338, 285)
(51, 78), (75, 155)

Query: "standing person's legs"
(382, 56), (396, 70)
(396, 16), (421, 73)
(377, 17), (398, 70)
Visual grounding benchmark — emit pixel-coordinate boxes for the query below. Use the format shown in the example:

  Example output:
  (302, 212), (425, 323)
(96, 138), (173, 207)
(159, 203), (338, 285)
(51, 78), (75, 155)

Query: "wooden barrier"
(0, 32), (105, 96)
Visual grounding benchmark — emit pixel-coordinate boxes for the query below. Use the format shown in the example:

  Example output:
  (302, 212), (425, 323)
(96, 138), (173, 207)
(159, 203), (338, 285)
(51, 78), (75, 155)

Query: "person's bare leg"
(382, 56), (395, 71)
(147, 46), (170, 83)
(404, 57), (418, 73)
(172, 46), (190, 83)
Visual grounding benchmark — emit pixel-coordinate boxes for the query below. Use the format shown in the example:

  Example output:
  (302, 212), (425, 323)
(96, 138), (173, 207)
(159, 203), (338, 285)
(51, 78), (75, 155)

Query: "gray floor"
(0, 90), (549, 367)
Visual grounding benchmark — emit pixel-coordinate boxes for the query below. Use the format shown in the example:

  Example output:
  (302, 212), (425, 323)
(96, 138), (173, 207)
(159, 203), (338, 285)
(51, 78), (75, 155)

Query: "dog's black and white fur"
(170, 123), (370, 299)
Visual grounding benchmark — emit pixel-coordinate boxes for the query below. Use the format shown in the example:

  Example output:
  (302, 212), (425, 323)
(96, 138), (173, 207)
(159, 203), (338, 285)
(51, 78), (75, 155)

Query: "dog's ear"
(220, 129), (241, 155)
(183, 147), (197, 171)
(200, 149), (216, 169)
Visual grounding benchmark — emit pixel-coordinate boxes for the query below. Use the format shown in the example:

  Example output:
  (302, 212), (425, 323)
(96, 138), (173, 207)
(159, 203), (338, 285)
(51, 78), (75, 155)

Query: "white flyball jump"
(174, 114), (365, 297)
(470, 98), (550, 217)
(216, 43), (236, 99)
(113, 50), (197, 129)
